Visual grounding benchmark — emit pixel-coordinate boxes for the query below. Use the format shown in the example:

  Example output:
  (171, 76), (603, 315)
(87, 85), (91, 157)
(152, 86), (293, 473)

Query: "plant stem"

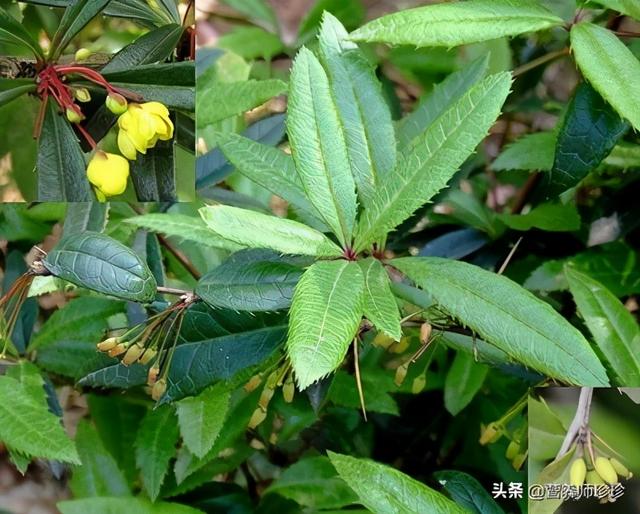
(513, 48), (570, 78)
(156, 286), (192, 296)
(557, 387), (593, 459)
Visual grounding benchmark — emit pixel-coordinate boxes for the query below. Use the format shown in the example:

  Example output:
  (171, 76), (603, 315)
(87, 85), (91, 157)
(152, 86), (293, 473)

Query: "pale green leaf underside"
(571, 23), (640, 131)
(349, 0), (563, 48)
(397, 55), (489, 150)
(359, 258), (402, 341)
(125, 213), (242, 252)
(328, 452), (467, 514)
(318, 12), (396, 205)
(287, 260), (364, 389)
(392, 257), (609, 386)
(288, 47), (358, 246)
(354, 72), (512, 252)
(176, 384), (230, 458)
(565, 267), (640, 386)
(0, 376), (79, 463)
(199, 205), (342, 257)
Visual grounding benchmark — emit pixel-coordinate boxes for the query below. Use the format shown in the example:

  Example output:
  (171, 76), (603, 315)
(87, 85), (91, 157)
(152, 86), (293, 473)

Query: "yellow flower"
(87, 151), (129, 201)
(117, 102), (174, 160)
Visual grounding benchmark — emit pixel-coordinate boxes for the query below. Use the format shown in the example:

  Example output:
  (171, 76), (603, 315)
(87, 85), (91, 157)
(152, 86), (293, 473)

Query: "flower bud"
(505, 440), (519, 460)
(283, 379), (295, 403)
(389, 337), (410, 354)
(147, 364), (160, 386)
(108, 342), (127, 357)
(609, 458), (632, 479)
(139, 348), (157, 365)
(87, 151), (130, 199)
(411, 374), (426, 394)
(105, 92), (128, 115)
(595, 456), (618, 484)
(74, 47), (92, 61)
(586, 470), (605, 485)
(73, 87), (91, 103)
(248, 408), (267, 429)
(394, 363), (408, 386)
(151, 378), (167, 400)
(66, 107), (83, 123)
(97, 337), (119, 352)
(122, 343), (144, 366)
(570, 458), (587, 487)
(372, 332), (394, 349)
(244, 374), (262, 392)
(259, 384), (275, 410)
(420, 323), (432, 344)
(479, 422), (502, 445)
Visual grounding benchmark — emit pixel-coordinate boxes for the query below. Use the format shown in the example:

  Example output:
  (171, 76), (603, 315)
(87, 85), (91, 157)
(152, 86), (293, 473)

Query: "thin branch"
(513, 48), (570, 78)
(156, 286), (193, 296)
(557, 387), (593, 459)
(497, 237), (523, 275)
(353, 338), (367, 422)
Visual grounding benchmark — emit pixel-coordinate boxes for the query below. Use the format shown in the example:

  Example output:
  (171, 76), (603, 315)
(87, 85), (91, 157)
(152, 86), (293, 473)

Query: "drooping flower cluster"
(36, 54), (173, 202)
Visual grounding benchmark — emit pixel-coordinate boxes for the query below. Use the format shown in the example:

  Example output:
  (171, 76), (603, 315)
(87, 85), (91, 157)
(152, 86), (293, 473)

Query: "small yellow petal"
(118, 130), (138, 160)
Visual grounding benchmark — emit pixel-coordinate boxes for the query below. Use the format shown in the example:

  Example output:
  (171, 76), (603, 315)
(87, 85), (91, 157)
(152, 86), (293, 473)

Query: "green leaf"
(102, 62), (194, 87)
(218, 27), (284, 60)
(0, 83), (36, 108)
(79, 363), (149, 389)
(328, 369), (399, 415)
(103, 0), (174, 27)
(358, 258), (401, 341)
(604, 142), (640, 169)
(0, 7), (44, 59)
(102, 24), (184, 73)
(354, 72), (511, 252)
(443, 352), (489, 415)
(199, 205), (343, 257)
(0, 376), (79, 463)
(298, 0), (365, 44)
(176, 384), (230, 459)
(58, 498), (204, 514)
(317, 12), (396, 205)
(287, 260), (364, 389)
(265, 456), (358, 509)
(497, 202), (581, 232)
(70, 420), (130, 498)
(565, 267), (640, 386)
(129, 138), (176, 201)
(328, 452), (467, 514)
(529, 446), (575, 514)
(50, 0), (110, 60)
(397, 56), (489, 150)
(63, 202), (108, 235)
(110, 83), (194, 111)
(43, 232), (157, 303)
(197, 79), (286, 125)
(392, 257), (610, 386)
(37, 101), (92, 201)
(125, 212), (241, 252)
(544, 82), (628, 198)
(529, 397), (565, 460)
(288, 47), (358, 246)
(163, 325), (287, 402)
(588, 0), (640, 20)
(135, 405), (180, 501)
(571, 22), (640, 131)
(491, 131), (555, 171)
(219, 0), (278, 31)
(217, 133), (323, 225)
(349, 0), (563, 48)
(196, 249), (304, 312)
(434, 470), (506, 514)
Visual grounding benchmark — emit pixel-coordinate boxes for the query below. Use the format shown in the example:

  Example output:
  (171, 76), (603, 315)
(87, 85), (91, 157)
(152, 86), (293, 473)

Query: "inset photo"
(0, 1), (195, 202)
(529, 387), (640, 513)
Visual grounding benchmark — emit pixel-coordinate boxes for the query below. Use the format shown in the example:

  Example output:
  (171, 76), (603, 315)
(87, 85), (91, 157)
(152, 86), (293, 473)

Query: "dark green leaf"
(196, 249), (304, 312)
(129, 138), (176, 201)
(162, 325), (287, 403)
(434, 470), (506, 514)
(70, 420), (130, 498)
(50, 0), (110, 60)
(58, 498), (203, 514)
(102, 62), (194, 86)
(79, 363), (149, 389)
(37, 101), (92, 201)
(543, 82), (628, 199)
(566, 267), (640, 385)
(62, 202), (108, 235)
(102, 24), (184, 73)
(298, 0), (365, 44)
(443, 352), (489, 415)
(0, 83), (35, 108)
(0, 7), (44, 59)
(110, 83), (194, 111)
(43, 232), (157, 302)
